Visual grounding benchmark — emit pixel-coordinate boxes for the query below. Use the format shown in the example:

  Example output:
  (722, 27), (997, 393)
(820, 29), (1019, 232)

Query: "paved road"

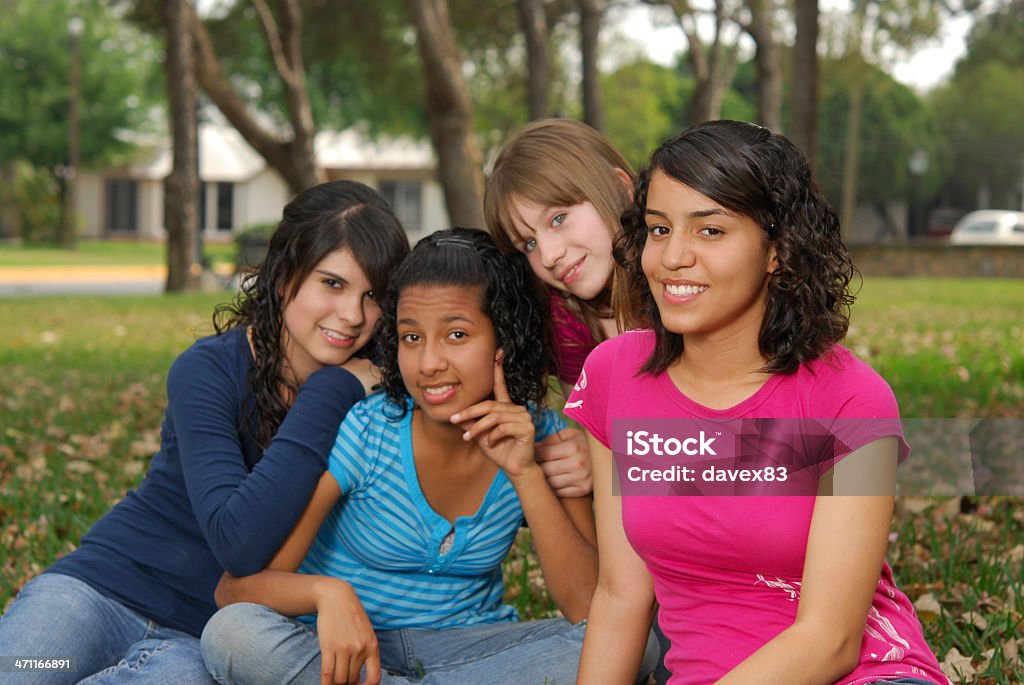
(0, 266), (232, 296)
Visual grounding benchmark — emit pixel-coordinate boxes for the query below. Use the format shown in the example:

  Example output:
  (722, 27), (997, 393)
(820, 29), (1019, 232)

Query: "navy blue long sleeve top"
(47, 326), (365, 636)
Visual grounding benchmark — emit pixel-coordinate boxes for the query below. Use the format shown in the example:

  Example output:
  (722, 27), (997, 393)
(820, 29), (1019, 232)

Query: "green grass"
(0, 278), (1021, 682)
(0, 241), (235, 269)
(848, 278), (1024, 418)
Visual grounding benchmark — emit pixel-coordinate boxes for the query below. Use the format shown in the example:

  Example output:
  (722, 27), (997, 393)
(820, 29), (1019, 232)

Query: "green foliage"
(601, 56), (756, 170)
(955, 0), (1024, 71)
(933, 64), (1024, 209)
(666, 53), (757, 132)
(0, 161), (61, 242)
(816, 61), (942, 208)
(602, 60), (684, 168)
(439, 1), (582, 153)
(0, 0), (161, 169)
(930, 6), (1024, 210)
(189, 1), (427, 137)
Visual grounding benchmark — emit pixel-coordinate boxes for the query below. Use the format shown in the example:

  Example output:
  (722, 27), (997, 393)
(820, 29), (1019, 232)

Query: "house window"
(106, 179), (138, 233)
(216, 182), (234, 231)
(379, 180), (422, 233)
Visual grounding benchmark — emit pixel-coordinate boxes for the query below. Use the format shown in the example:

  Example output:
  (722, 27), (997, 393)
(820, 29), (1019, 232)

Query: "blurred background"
(0, 0), (1021, 292)
(1, 3), (1022, 681)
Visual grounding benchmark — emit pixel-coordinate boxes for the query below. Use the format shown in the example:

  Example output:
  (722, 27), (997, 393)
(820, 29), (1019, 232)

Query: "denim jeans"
(0, 573), (216, 684)
(201, 602), (587, 684)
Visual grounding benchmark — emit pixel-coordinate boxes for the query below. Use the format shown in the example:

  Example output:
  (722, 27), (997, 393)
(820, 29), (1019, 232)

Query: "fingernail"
(450, 413), (460, 422)
(463, 431), (470, 440)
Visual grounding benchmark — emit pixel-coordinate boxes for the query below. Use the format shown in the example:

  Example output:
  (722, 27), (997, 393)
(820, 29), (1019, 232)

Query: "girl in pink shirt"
(486, 120), (667, 682)
(566, 120), (948, 685)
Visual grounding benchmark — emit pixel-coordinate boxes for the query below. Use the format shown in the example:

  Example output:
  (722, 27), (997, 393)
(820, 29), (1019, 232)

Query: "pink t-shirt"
(564, 330), (948, 685)
(548, 290), (597, 386)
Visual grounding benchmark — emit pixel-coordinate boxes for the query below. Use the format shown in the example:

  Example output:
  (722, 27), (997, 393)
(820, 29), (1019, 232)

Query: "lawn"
(0, 277), (1021, 682)
(0, 240), (235, 269)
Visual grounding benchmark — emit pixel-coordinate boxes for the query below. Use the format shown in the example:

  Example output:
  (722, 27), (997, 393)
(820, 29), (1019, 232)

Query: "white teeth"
(322, 328), (353, 341)
(666, 284), (708, 296)
(424, 385), (455, 395)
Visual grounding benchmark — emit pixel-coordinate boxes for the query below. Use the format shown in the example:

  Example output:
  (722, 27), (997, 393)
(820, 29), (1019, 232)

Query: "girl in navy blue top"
(0, 180), (411, 684)
(201, 229), (598, 685)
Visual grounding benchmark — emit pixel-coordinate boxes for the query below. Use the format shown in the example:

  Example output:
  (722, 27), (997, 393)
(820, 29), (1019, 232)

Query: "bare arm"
(214, 471), (342, 609)
(715, 438), (898, 684)
(506, 450), (598, 623)
(454, 366), (598, 623)
(576, 432), (656, 685)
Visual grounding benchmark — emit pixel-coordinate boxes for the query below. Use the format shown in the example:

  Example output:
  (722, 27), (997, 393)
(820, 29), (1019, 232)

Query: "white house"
(74, 124), (450, 245)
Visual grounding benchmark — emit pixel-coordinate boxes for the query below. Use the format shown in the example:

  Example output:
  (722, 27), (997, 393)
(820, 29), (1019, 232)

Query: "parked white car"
(949, 210), (1024, 245)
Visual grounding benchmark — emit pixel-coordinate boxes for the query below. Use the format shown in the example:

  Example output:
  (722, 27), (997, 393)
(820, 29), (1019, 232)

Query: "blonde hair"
(483, 118), (642, 339)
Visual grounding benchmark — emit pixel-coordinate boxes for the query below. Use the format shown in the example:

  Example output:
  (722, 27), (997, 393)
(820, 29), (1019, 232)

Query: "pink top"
(565, 330), (948, 685)
(548, 290), (597, 386)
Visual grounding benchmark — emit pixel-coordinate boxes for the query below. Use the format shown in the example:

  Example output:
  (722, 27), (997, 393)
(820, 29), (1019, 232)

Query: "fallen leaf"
(65, 460), (95, 475)
(961, 610), (988, 630)
(940, 647), (977, 681)
(914, 592), (943, 621)
(1003, 637), (1018, 661)
(897, 497), (936, 515)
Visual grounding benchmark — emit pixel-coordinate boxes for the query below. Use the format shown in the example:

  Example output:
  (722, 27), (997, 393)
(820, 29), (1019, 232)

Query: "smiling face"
(641, 169), (777, 345)
(396, 284), (499, 425)
(505, 198), (615, 301)
(280, 247), (380, 384)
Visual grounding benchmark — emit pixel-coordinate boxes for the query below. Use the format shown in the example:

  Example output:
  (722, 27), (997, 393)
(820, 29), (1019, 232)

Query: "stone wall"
(849, 244), (1024, 278)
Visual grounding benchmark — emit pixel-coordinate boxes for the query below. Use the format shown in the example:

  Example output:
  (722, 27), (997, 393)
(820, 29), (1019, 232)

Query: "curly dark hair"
(376, 228), (552, 417)
(617, 119), (857, 376)
(213, 180), (410, 448)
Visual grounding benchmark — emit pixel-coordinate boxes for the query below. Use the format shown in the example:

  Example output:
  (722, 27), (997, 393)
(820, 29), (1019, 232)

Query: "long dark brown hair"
(617, 120), (857, 376)
(214, 180), (410, 448)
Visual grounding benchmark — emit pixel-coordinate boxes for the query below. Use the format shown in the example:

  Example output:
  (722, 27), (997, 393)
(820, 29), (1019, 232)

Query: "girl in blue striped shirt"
(201, 229), (597, 685)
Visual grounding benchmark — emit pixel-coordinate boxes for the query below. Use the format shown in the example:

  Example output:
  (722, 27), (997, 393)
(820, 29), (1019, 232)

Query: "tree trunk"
(745, 0), (782, 131)
(406, 0), (486, 229)
(0, 163), (22, 240)
(660, 0), (738, 125)
(840, 76), (864, 244)
(163, 0), (200, 292)
(790, 0), (819, 167)
(579, 0), (603, 131)
(59, 23), (82, 249)
(517, 0), (550, 120)
(185, 0), (319, 194)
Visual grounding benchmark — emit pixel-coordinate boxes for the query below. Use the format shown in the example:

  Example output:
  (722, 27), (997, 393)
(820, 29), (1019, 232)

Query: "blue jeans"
(201, 602), (586, 684)
(0, 574), (216, 684)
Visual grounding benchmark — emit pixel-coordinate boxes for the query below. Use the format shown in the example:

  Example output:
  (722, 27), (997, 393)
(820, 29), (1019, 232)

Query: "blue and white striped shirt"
(297, 393), (565, 630)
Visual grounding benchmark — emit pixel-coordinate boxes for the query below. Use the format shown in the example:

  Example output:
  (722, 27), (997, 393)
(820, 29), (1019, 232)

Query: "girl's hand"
(314, 579), (381, 685)
(450, 363), (537, 481)
(340, 357), (383, 397)
(536, 428), (592, 497)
